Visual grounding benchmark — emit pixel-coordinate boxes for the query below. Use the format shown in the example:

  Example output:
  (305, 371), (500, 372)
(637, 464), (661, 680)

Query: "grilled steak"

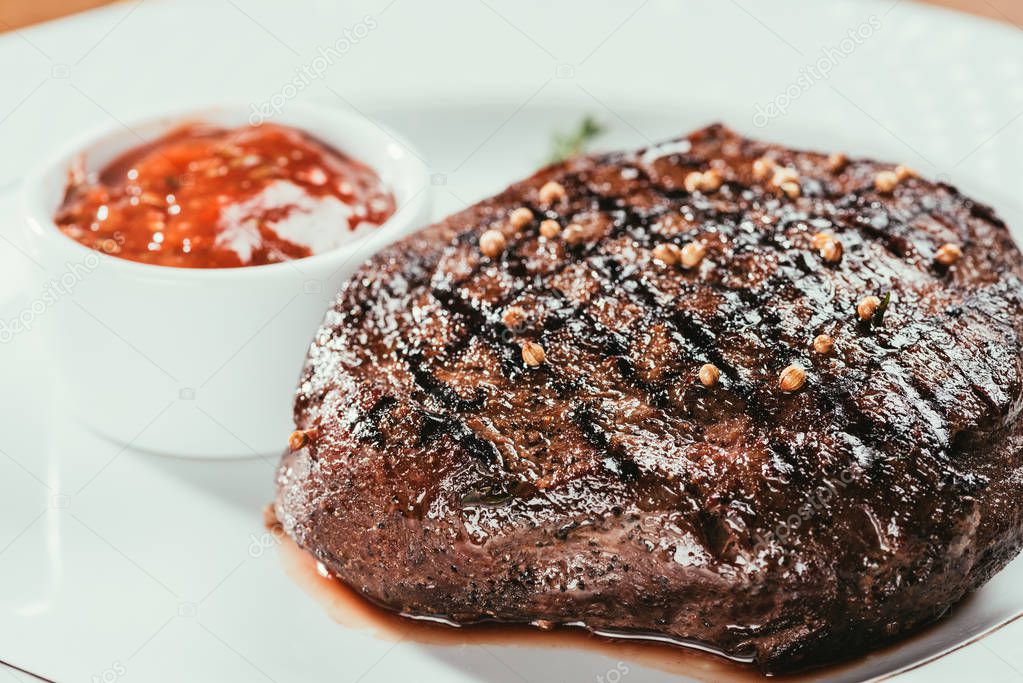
(275, 124), (1023, 673)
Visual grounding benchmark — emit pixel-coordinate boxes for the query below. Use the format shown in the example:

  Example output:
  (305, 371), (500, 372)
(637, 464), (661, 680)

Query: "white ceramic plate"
(2, 1), (1023, 681)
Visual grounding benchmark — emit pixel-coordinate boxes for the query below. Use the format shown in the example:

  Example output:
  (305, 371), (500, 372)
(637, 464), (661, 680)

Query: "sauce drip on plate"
(55, 122), (395, 268)
(271, 516), (967, 681)
(273, 525), (767, 682)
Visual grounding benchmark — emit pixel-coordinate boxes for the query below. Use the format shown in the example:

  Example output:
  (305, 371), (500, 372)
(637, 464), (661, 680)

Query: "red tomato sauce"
(55, 122), (396, 268)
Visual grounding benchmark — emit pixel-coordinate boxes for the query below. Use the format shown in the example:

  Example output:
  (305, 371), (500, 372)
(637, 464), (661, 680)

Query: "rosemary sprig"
(546, 115), (606, 164)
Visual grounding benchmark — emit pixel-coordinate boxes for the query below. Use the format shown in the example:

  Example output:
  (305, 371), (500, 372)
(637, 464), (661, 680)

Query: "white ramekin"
(21, 102), (431, 458)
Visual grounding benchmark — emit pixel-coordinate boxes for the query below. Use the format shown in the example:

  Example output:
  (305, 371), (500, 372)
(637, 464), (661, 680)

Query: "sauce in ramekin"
(55, 122), (396, 268)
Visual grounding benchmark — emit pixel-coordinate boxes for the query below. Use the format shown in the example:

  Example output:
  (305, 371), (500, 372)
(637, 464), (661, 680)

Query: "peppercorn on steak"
(275, 124), (1023, 673)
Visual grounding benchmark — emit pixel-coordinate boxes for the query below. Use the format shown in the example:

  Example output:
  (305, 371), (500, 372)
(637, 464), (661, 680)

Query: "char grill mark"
(425, 185), (702, 482)
(599, 232), (848, 481)
(352, 395), (398, 448)
(278, 124), (1023, 674)
(439, 139), (959, 500)
(349, 127), (998, 492)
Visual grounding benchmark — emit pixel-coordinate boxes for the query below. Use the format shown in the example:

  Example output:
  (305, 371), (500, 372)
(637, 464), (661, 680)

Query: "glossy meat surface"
(275, 125), (1023, 672)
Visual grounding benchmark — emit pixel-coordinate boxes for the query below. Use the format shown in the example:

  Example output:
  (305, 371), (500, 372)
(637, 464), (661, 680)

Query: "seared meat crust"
(276, 125), (1023, 672)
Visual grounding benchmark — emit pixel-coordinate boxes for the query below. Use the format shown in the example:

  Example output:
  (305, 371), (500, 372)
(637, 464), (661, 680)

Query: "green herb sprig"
(546, 115), (606, 164)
